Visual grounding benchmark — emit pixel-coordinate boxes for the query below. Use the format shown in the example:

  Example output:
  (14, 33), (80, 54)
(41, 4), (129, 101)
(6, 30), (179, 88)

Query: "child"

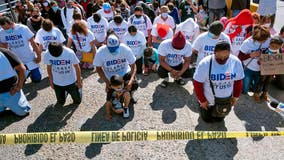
(142, 47), (159, 76)
(44, 42), (82, 106)
(254, 36), (283, 102)
(105, 74), (131, 120)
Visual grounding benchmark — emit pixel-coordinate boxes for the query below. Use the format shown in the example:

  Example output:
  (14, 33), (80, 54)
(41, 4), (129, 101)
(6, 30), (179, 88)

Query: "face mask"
(208, 32), (215, 39)
(67, 4), (72, 8)
(5, 27), (13, 34)
(215, 57), (229, 65)
(268, 48), (278, 54)
(52, 6), (59, 12)
(83, 0), (87, 2)
(135, 15), (142, 19)
(108, 46), (120, 54)
(264, 23), (271, 28)
(113, 84), (124, 92)
(43, 2), (49, 7)
(161, 13), (168, 18)
(33, 15), (39, 19)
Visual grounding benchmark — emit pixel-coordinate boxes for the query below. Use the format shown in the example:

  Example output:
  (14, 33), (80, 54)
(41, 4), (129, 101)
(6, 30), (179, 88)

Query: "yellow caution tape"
(0, 131), (284, 145)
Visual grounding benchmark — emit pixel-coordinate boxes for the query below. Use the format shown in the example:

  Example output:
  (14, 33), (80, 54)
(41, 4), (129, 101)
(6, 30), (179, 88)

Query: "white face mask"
(161, 13), (168, 18)
(268, 48), (278, 53)
(264, 23), (271, 28)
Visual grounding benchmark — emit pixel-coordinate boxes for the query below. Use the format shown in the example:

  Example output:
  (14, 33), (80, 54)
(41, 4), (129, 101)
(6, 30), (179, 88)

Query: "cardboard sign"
(260, 54), (284, 75)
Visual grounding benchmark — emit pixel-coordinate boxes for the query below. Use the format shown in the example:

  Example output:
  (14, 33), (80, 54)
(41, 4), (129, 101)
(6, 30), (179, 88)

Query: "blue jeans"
(232, 10), (241, 17)
(26, 67), (42, 83)
(242, 68), (260, 94)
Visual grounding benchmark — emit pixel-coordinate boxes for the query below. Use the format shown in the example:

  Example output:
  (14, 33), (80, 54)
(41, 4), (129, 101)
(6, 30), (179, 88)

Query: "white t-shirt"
(44, 47), (80, 86)
(128, 15), (152, 37)
(153, 15), (176, 29)
(239, 37), (270, 71)
(122, 30), (146, 59)
(158, 39), (192, 67)
(87, 16), (109, 43)
(0, 51), (17, 81)
(151, 24), (173, 40)
(0, 24), (35, 64)
(68, 30), (95, 52)
(223, 23), (250, 56)
(93, 43), (136, 80)
(108, 20), (129, 41)
(175, 18), (200, 43)
(193, 32), (231, 66)
(97, 9), (114, 22)
(193, 55), (244, 105)
(35, 27), (66, 51)
(60, 7), (81, 30)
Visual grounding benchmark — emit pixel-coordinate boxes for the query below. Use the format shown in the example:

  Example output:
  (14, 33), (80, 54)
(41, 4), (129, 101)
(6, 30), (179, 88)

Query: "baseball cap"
(107, 34), (120, 53)
(103, 3), (111, 11)
(172, 31), (186, 50)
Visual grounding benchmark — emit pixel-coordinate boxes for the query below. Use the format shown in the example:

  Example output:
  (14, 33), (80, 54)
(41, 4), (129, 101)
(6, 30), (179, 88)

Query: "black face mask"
(135, 15), (142, 18)
(215, 57), (229, 65)
(93, 14), (101, 22)
(33, 15), (39, 19)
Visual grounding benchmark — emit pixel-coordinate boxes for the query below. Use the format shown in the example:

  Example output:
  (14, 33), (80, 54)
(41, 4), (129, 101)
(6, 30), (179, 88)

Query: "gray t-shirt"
(208, 0), (226, 9)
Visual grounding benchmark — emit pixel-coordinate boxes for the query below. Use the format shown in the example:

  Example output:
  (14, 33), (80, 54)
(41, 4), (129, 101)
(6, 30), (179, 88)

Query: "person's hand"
(152, 64), (157, 71)
(105, 82), (111, 92)
(200, 101), (209, 110)
(105, 114), (112, 120)
(231, 97), (239, 107)
(50, 82), (54, 89)
(34, 56), (41, 64)
(126, 81), (133, 91)
(170, 69), (178, 78)
(77, 81), (83, 89)
(250, 51), (261, 58)
(9, 86), (21, 96)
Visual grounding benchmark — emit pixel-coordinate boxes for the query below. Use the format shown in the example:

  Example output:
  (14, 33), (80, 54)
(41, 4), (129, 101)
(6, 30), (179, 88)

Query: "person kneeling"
(105, 75), (131, 120)
(44, 42), (82, 106)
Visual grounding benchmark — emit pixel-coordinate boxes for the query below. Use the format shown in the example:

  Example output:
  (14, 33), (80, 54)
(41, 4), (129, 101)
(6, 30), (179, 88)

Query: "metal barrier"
(0, 0), (17, 22)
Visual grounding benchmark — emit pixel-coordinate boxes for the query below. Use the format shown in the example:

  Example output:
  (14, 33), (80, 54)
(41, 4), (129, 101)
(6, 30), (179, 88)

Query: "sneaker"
(159, 80), (168, 88)
(123, 107), (129, 118)
(175, 79), (186, 85)
(262, 92), (270, 102)
(253, 93), (261, 102)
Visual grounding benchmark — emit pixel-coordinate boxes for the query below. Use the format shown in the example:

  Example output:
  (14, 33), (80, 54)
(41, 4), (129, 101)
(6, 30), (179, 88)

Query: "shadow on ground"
(137, 73), (159, 88)
(24, 103), (79, 156)
(234, 95), (284, 141)
(150, 84), (194, 124)
(80, 104), (134, 159)
(185, 117), (238, 160)
(22, 77), (50, 101)
(0, 110), (27, 131)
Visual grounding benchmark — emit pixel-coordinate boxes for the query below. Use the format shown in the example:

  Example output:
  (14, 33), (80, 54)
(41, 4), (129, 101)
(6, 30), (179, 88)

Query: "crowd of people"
(0, 0), (284, 122)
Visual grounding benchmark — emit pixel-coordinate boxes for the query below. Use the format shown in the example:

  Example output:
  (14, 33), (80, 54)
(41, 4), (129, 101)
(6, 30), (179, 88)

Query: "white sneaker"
(123, 107), (129, 118)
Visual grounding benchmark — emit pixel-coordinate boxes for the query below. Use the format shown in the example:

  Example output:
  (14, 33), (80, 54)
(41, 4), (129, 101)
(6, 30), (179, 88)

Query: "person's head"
(72, 11), (82, 20)
(31, 7), (40, 19)
(134, 6), (143, 18)
(220, 17), (228, 26)
(261, 15), (272, 28)
(48, 42), (63, 57)
(92, 13), (101, 23)
(208, 21), (223, 39)
(110, 74), (124, 91)
(0, 16), (14, 32)
(97, 0), (104, 7)
(50, 1), (59, 12)
(280, 25), (284, 39)
(42, 0), (50, 8)
(153, 1), (159, 10)
(42, 19), (53, 32)
(214, 41), (231, 65)
(269, 36), (283, 52)
(172, 31), (186, 50)
(71, 20), (88, 36)
(252, 12), (260, 25)
(113, 15), (123, 25)
(160, 5), (170, 19)
(167, 2), (174, 11)
(143, 47), (154, 59)
(252, 25), (271, 43)
(102, 3), (111, 13)
(106, 33), (120, 54)
(128, 25), (137, 36)
(66, 0), (74, 8)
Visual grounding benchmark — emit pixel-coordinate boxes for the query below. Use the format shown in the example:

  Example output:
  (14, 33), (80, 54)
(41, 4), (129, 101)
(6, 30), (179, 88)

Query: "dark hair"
(144, 47), (154, 57)
(110, 74), (124, 86)
(72, 11), (82, 20)
(252, 24), (270, 42)
(48, 42), (63, 57)
(280, 25), (284, 34)
(106, 29), (119, 38)
(214, 41), (231, 52)
(128, 25), (137, 33)
(134, 6), (143, 12)
(0, 16), (13, 26)
(42, 19), (53, 32)
(209, 21), (223, 36)
(270, 36), (283, 46)
(113, 15), (123, 24)
(93, 13), (101, 22)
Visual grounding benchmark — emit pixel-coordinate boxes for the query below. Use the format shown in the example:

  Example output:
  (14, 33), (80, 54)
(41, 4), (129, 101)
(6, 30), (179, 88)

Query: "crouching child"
(105, 74), (131, 120)
(44, 42), (82, 106)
